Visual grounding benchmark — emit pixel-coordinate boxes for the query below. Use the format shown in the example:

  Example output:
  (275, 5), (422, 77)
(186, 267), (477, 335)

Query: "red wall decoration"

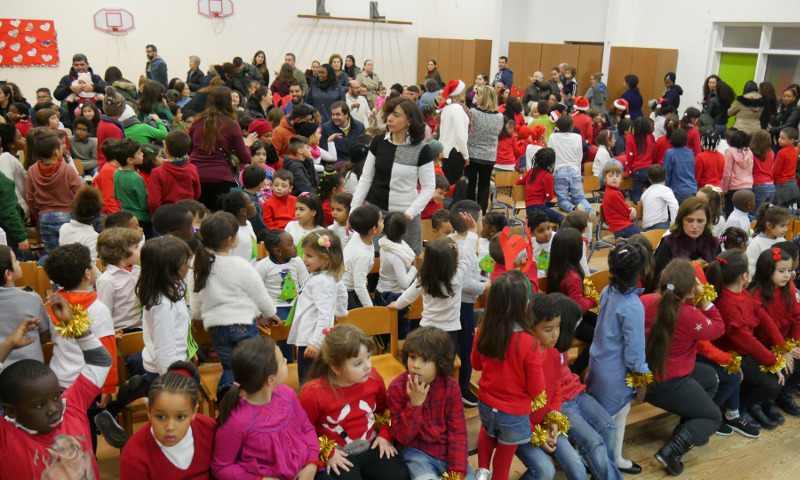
(0, 19), (58, 67)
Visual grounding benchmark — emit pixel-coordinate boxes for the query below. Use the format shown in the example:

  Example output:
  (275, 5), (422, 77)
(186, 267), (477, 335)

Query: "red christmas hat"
(517, 125), (533, 139)
(656, 97), (668, 109)
(613, 98), (629, 113)
(530, 124), (546, 140)
(573, 96), (590, 111)
(549, 110), (561, 123)
(438, 79), (465, 109)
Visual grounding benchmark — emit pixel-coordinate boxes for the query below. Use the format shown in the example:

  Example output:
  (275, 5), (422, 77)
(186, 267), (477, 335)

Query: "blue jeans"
(209, 323), (258, 394)
(554, 168), (593, 213)
(562, 393), (623, 480)
(631, 167), (649, 203)
(753, 183), (776, 214)
(400, 447), (476, 480)
(39, 211), (72, 255)
(516, 435), (588, 480)
(526, 205), (564, 225)
(614, 224), (643, 238)
(477, 401), (531, 445)
(645, 221), (671, 231)
(276, 306), (293, 362)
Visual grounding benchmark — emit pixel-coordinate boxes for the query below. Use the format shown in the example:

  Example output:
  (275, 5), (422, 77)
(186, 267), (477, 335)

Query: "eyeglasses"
(37, 95), (51, 100)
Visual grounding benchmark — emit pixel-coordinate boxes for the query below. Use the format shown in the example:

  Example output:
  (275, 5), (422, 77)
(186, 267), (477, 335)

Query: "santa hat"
(656, 97), (670, 110)
(573, 96), (590, 111)
(530, 124), (546, 140)
(549, 110), (561, 123)
(438, 80), (466, 109)
(613, 98), (629, 113)
(517, 126), (533, 139)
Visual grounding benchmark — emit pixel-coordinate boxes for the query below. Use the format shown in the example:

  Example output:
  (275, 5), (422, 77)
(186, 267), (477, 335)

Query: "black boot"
(776, 391), (800, 417)
(762, 401), (786, 425)
(654, 425), (694, 476)
(748, 404), (778, 429)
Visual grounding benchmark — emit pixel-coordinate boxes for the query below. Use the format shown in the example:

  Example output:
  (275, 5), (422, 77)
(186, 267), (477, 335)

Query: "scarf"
(378, 236), (416, 268)
(48, 290), (98, 333)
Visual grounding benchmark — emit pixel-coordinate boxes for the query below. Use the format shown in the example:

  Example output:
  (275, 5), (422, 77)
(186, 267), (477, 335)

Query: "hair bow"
(772, 248), (783, 261)
(703, 184), (722, 194)
(299, 191), (311, 198)
(322, 325), (339, 335)
(714, 256), (728, 265)
(318, 235), (331, 249)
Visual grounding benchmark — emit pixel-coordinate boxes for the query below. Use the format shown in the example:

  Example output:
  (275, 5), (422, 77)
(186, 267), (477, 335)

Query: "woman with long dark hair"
(703, 75), (735, 136)
(252, 50), (269, 86)
(137, 81), (173, 124)
(768, 87), (800, 145)
(759, 81), (778, 130)
(344, 55), (361, 80)
(270, 63), (295, 97)
(351, 97), (435, 254)
(307, 64), (346, 123)
(653, 197), (720, 276)
(188, 86), (256, 210)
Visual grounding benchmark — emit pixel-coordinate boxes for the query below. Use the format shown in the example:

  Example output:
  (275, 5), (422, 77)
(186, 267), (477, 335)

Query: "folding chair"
(15, 262), (49, 302)
(116, 332), (149, 437)
(588, 206), (617, 261)
(583, 175), (602, 203)
(583, 162), (594, 176)
(641, 229), (666, 251)
(489, 171), (522, 220)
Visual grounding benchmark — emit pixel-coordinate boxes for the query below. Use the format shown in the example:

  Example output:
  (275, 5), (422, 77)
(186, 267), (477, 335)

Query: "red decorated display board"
(0, 19), (58, 67)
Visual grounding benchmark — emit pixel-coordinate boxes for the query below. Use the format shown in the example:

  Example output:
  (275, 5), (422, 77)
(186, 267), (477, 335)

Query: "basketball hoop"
(93, 8), (134, 35)
(198, 0), (234, 18)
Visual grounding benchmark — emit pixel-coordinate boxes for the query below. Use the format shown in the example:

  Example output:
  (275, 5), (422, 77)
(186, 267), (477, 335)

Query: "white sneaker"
(476, 468), (491, 480)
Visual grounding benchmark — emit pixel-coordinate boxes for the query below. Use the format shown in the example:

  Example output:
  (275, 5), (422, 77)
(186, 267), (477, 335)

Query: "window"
(713, 24), (800, 91)
(722, 26), (761, 49)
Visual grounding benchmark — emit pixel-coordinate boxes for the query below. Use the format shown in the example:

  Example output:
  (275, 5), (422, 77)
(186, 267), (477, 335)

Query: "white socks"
(612, 402), (632, 469)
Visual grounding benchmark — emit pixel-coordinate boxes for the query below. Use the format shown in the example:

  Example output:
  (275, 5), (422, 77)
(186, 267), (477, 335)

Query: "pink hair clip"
(322, 325), (339, 335)
(318, 235), (331, 249)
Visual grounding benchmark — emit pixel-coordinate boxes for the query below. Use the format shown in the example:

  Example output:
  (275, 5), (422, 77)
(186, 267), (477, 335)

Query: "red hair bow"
(714, 256), (727, 265)
(772, 248), (783, 261)
(322, 325), (339, 335)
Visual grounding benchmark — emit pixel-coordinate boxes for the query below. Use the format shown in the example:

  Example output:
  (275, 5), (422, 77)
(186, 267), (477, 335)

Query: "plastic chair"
(588, 206), (616, 261)
(641, 229), (666, 251)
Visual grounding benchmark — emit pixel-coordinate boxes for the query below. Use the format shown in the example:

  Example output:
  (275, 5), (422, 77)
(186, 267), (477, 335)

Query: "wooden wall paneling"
(523, 43), (543, 87)
(652, 49), (679, 104)
(576, 45), (604, 102)
(608, 46), (633, 107)
(451, 40), (466, 81)
(438, 40), (454, 84)
(509, 42), (526, 81)
(631, 48), (659, 115)
(474, 40), (493, 80)
(461, 41), (477, 83)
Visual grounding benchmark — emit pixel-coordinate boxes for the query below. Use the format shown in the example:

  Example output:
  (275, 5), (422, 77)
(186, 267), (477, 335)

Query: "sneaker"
(462, 389), (479, 407)
(115, 374), (148, 407)
(724, 415), (760, 438)
(476, 468), (491, 480)
(715, 422), (733, 436)
(94, 410), (129, 448)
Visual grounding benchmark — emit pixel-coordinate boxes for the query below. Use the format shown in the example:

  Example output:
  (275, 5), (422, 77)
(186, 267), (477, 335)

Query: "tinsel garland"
(318, 435), (337, 463)
(692, 282), (717, 306)
(760, 354), (787, 374)
(374, 408), (392, 428)
(529, 423), (550, 447)
(583, 278), (600, 308)
(543, 411), (571, 436)
(771, 343), (793, 356)
(54, 304), (91, 338)
(625, 371), (654, 388)
(440, 472), (465, 480)
(531, 391), (548, 412)
(786, 337), (799, 348)
(721, 352), (742, 375)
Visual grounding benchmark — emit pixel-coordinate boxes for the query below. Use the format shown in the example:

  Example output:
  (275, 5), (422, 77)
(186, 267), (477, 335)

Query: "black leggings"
(739, 355), (782, 408)
(570, 311), (597, 375)
(199, 181), (237, 211)
(465, 161), (495, 212)
(332, 446), (410, 480)
(645, 363), (721, 444)
(442, 148), (465, 186)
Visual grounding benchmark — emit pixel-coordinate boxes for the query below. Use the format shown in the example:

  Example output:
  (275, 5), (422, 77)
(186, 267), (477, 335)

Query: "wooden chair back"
(493, 171), (520, 188)
(537, 275), (547, 293)
(337, 306), (399, 358)
(421, 219), (435, 242)
(15, 262), (49, 302)
(370, 258), (380, 275)
(641, 229), (666, 251)
(512, 184), (526, 202)
(116, 331), (145, 383)
(583, 176), (601, 197)
(405, 295), (423, 321)
(42, 342), (54, 365)
(73, 158), (84, 175)
(257, 242), (267, 259)
(587, 269), (611, 293)
(583, 162), (594, 176)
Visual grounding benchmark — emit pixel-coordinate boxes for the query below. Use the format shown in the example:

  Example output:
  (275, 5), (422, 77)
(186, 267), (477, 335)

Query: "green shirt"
(113, 169), (150, 221)
(528, 116), (556, 142)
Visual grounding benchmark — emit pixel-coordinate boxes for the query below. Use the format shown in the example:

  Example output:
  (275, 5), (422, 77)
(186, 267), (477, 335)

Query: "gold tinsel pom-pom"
(441, 472), (465, 480)
(786, 337), (800, 348)
(771, 343), (793, 356)
(692, 282), (718, 306)
(543, 411), (571, 436)
(318, 435), (337, 463)
(530, 424), (551, 447)
(583, 278), (600, 308)
(531, 391), (548, 412)
(54, 304), (92, 339)
(374, 408), (392, 428)
(625, 371), (654, 388)
(721, 352), (742, 375)
(760, 354), (787, 374)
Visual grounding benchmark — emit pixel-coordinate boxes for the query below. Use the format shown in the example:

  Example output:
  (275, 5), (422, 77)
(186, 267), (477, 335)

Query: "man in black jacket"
(231, 57), (265, 99)
(186, 55), (204, 92)
(53, 54), (108, 120)
(318, 101), (365, 167)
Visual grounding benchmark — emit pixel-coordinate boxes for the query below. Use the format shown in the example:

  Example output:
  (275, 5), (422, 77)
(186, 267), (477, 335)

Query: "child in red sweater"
(601, 163), (641, 238)
(93, 138), (122, 216)
(517, 147), (562, 224)
(747, 247), (800, 417)
(679, 108), (702, 156)
(120, 362), (216, 479)
(96, 86), (126, 170)
(626, 117), (655, 202)
(472, 271), (546, 480)
(263, 169), (297, 230)
(388, 327), (473, 480)
(695, 128), (725, 189)
(642, 260), (724, 475)
(749, 130), (775, 212)
(299, 325), (410, 480)
(495, 119), (522, 171)
(147, 130), (201, 215)
(421, 175), (449, 220)
(652, 115), (679, 165)
(772, 127), (799, 207)
(707, 248), (794, 429)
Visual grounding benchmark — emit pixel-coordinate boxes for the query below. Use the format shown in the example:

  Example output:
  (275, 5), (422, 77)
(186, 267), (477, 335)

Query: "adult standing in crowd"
(252, 50), (270, 86)
(465, 73), (488, 109)
(521, 71), (554, 115)
(352, 97), (435, 255)
(438, 80), (471, 187)
(424, 60), (445, 89)
(653, 197), (719, 275)
(493, 56), (513, 89)
(145, 44), (168, 87)
(759, 82), (778, 130)
(187, 55), (204, 92)
(320, 101), (366, 167)
(466, 86), (504, 212)
(728, 81), (765, 135)
(307, 64), (346, 123)
(662, 72), (683, 110)
(346, 80), (370, 126)
(271, 63), (296, 97)
(231, 56), (264, 99)
(188, 87), (256, 210)
(620, 74), (644, 118)
(103, 67), (137, 104)
(284, 53), (308, 93)
(703, 75), (735, 136)
(420, 79), (443, 108)
(328, 54), (350, 88)
(54, 53), (109, 120)
(768, 87), (800, 144)
(356, 59), (383, 109)
(344, 55), (361, 80)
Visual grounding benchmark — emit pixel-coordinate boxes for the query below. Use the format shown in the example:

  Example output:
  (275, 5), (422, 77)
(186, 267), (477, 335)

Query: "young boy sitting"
(430, 209), (453, 239)
(421, 175), (450, 220)
(0, 300), (113, 479)
(449, 200), (491, 406)
(147, 130), (200, 215)
(58, 186), (104, 265)
(728, 189), (756, 235)
(388, 326), (474, 480)
(96, 227), (143, 333)
(342, 205), (384, 309)
(524, 210), (555, 278)
(640, 164), (679, 231)
(233, 165), (268, 235)
(263, 169), (297, 230)
(329, 192), (353, 248)
(70, 117), (98, 175)
(773, 127), (800, 208)
(549, 115), (595, 222)
(108, 138), (152, 237)
(283, 135), (317, 196)
(602, 162), (642, 238)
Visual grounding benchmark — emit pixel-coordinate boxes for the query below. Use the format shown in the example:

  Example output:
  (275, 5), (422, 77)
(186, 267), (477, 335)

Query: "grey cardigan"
(467, 108), (505, 164)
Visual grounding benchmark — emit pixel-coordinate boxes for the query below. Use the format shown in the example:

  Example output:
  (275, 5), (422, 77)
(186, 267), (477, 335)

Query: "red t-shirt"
(772, 146), (798, 184)
(517, 168), (554, 206)
(695, 150), (725, 188)
(420, 199), (443, 219)
(530, 347), (563, 427)
(601, 186), (632, 233)
(626, 134), (655, 172)
(751, 150), (775, 186)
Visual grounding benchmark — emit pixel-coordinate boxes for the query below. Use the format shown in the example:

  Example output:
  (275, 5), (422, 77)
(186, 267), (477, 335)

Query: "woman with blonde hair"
(467, 85), (505, 211)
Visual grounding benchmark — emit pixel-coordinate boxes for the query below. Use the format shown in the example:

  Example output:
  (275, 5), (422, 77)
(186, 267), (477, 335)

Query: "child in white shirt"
(284, 194), (326, 245)
(342, 205), (384, 309)
(376, 212), (418, 338)
(727, 189), (755, 236)
(550, 115), (593, 213)
(328, 192), (352, 248)
(221, 191), (258, 265)
(641, 165), (679, 231)
(96, 227), (143, 331)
